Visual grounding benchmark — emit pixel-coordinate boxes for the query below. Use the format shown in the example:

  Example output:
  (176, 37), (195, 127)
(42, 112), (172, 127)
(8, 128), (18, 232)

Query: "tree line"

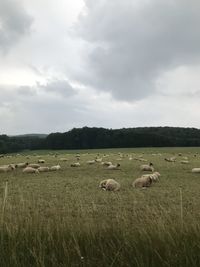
(1, 126), (200, 153)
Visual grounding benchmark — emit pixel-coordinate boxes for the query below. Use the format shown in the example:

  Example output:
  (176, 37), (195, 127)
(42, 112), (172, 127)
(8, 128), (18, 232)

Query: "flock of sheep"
(0, 151), (200, 192)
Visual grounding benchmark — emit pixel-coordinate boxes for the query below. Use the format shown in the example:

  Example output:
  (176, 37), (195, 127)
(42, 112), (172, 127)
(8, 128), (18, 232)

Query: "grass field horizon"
(1, 147), (200, 266)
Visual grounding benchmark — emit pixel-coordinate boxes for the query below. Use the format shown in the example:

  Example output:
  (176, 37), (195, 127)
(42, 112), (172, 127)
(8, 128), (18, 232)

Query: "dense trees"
(1, 126), (200, 153)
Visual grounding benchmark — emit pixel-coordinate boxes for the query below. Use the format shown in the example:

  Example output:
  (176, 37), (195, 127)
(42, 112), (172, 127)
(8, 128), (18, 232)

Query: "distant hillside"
(11, 134), (47, 138)
(1, 126), (200, 153)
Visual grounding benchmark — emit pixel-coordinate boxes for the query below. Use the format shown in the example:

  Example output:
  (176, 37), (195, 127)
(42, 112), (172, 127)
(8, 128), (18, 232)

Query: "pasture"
(1, 147), (200, 266)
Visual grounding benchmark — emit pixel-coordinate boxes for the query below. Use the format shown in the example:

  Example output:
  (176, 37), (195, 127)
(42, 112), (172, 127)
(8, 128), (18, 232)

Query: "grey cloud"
(76, 0), (200, 101)
(0, 0), (33, 53)
(39, 80), (77, 98)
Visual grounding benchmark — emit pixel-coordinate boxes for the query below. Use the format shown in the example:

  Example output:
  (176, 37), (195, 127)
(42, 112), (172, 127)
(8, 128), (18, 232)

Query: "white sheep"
(16, 162), (29, 168)
(50, 165), (61, 171)
(192, 168), (200, 173)
(59, 158), (68, 161)
(38, 166), (49, 172)
(23, 167), (39, 173)
(142, 172), (161, 182)
(99, 179), (120, 191)
(132, 176), (153, 188)
(86, 160), (96, 165)
(38, 159), (45, 163)
(71, 162), (81, 167)
(140, 163), (154, 172)
(101, 161), (112, 166)
(0, 165), (15, 172)
(95, 158), (102, 163)
(164, 157), (176, 162)
(28, 163), (40, 168)
(107, 163), (120, 170)
(180, 160), (189, 164)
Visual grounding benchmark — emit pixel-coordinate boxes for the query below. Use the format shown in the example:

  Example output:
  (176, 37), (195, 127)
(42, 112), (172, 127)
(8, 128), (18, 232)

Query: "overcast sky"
(1, 0), (200, 135)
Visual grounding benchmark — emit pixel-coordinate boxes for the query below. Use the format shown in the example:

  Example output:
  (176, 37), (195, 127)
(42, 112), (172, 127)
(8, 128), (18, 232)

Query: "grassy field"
(1, 147), (200, 266)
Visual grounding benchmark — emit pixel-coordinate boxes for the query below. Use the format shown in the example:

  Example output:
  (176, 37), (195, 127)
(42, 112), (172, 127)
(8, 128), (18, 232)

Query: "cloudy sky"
(1, 0), (200, 135)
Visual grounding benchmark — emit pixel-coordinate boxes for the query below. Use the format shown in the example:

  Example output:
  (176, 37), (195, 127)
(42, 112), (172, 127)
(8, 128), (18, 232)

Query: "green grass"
(1, 147), (200, 266)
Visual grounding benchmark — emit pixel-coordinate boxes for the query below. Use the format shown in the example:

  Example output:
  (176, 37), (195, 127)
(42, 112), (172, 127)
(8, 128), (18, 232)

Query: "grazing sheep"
(99, 179), (120, 191)
(107, 163), (120, 170)
(38, 159), (45, 163)
(28, 163), (40, 168)
(16, 162), (29, 168)
(192, 168), (200, 173)
(132, 176), (153, 188)
(23, 167), (39, 173)
(50, 165), (61, 171)
(71, 162), (81, 167)
(0, 164), (15, 172)
(140, 162), (154, 172)
(38, 166), (49, 172)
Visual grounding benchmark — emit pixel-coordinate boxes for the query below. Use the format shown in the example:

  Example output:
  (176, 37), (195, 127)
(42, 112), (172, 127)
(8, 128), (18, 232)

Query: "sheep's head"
(99, 180), (107, 189)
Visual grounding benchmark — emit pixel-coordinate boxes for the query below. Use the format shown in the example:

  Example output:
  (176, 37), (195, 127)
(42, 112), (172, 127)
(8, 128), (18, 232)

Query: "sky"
(1, 0), (200, 135)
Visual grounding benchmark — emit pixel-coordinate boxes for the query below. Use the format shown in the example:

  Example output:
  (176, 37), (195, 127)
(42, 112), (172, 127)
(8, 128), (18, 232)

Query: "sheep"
(28, 163), (40, 168)
(0, 164), (15, 172)
(50, 165), (61, 171)
(71, 162), (81, 167)
(107, 163), (120, 170)
(95, 158), (102, 163)
(38, 166), (49, 172)
(87, 160), (96, 165)
(192, 168), (200, 173)
(38, 159), (45, 163)
(59, 158), (68, 161)
(16, 162), (29, 168)
(164, 157), (176, 162)
(132, 176), (153, 188)
(142, 172), (161, 182)
(180, 160), (189, 164)
(99, 179), (120, 191)
(101, 161), (112, 166)
(23, 167), (39, 173)
(140, 162), (154, 172)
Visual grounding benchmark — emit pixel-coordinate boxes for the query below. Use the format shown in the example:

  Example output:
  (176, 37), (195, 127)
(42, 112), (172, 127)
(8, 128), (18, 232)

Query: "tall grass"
(0, 147), (200, 266)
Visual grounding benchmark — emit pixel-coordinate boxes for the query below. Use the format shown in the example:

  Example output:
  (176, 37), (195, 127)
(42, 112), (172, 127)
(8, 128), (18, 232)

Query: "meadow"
(1, 147), (200, 267)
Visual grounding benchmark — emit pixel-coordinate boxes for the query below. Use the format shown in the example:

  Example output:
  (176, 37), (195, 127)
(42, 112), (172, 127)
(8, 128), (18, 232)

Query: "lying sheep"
(38, 166), (49, 172)
(107, 163), (120, 170)
(87, 160), (96, 165)
(140, 162), (154, 172)
(23, 167), (39, 173)
(28, 163), (40, 169)
(165, 157), (176, 162)
(180, 160), (189, 164)
(0, 165), (15, 172)
(50, 165), (61, 171)
(142, 172), (161, 182)
(101, 161), (112, 166)
(192, 168), (200, 173)
(16, 162), (29, 168)
(95, 158), (102, 163)
(59, 158), (68, 161)
(99, 179), (120, 191)
(71, 162), (81, 167)
(38, 159), (45, 163)
(132, 176), (153, 188)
